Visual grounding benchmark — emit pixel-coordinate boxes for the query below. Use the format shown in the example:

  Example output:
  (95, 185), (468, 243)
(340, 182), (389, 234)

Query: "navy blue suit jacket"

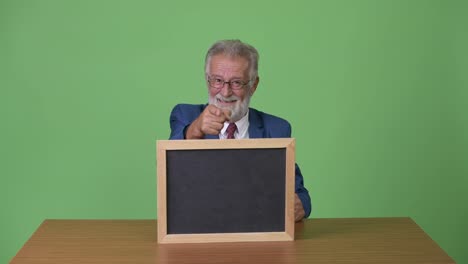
(169, 104), (311, 218)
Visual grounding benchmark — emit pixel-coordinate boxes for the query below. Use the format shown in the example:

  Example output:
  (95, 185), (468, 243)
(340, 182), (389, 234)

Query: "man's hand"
(186, 105), (231, 139)
(294, 194), (306, 222)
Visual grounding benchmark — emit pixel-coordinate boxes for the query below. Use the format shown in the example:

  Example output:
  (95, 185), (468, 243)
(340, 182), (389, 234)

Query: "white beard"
(209, 93), (250, 122)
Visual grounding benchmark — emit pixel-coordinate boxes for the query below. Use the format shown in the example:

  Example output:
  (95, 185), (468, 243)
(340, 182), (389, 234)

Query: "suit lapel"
(248, 108), (264, 139)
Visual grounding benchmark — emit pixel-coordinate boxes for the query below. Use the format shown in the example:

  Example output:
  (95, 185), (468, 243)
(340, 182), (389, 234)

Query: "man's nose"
(220, 82), (233, 97)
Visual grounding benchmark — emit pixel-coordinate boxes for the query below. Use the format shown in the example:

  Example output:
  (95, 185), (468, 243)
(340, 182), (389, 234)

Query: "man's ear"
(249, 77), (260, 96)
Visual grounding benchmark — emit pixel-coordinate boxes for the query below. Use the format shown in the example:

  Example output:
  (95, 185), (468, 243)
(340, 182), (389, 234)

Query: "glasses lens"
(230, 80), (243, 90)
(210, 78), (222, 88)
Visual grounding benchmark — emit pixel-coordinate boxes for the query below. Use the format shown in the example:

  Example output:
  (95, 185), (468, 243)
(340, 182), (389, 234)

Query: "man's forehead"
(211, 54), (248, 65)
(209, 54), (249, 74)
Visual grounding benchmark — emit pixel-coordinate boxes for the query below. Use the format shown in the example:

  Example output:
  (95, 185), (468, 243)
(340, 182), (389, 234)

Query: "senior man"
(169, 39), (311, 221)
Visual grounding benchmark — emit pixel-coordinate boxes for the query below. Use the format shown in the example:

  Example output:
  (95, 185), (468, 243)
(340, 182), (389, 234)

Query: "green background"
(1, 0), (467, 263)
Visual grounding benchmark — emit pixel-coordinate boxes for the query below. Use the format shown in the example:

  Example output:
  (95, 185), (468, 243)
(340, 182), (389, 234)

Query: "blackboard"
(157, 138), (295, 243)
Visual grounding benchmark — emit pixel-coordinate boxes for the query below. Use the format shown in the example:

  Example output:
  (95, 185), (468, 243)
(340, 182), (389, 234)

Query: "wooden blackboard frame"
(156, 138), (295, 244)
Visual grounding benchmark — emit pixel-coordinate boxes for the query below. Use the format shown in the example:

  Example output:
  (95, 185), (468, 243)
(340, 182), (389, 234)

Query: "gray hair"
(205, 39), (259, 84)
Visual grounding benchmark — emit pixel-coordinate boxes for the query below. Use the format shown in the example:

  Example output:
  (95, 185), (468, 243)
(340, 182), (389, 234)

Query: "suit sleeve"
(169, 104), (190, 139)
(283, 120), (312, 218)
(295, 164), (312, 218)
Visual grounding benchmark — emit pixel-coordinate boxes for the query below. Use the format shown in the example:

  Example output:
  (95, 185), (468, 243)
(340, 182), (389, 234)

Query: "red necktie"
(226, 123), (237, 139)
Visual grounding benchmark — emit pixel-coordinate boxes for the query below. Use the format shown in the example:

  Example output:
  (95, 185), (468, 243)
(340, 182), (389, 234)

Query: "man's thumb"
(222, 109), (232, 121)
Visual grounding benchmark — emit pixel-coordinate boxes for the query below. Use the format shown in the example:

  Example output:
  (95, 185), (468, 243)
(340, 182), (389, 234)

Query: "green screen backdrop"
(1, 0), (467, 263)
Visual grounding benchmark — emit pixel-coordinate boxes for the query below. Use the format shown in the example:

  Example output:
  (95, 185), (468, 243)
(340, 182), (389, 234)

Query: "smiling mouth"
(217, 98), (237, 104)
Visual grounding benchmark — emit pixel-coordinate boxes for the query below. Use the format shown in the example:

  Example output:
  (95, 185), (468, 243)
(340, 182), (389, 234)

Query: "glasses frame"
(206, 76), (251, 91)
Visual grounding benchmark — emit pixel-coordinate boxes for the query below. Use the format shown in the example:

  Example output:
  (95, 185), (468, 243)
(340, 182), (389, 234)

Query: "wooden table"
(10, 217), (455, 263)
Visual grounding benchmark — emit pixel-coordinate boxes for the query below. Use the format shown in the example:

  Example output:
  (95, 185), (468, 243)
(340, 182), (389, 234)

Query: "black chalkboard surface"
(157, 139), (295, 243)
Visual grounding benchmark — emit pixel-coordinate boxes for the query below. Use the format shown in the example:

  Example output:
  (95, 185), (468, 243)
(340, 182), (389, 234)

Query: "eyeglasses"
(207, 76), (250, 90)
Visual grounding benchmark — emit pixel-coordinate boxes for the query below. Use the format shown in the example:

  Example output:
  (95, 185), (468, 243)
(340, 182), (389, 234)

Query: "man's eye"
(215, 78), (223, 84)
(232, 80), (242, 86)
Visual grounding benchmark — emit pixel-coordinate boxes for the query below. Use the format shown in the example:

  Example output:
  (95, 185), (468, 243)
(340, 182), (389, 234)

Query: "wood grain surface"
(10, 217), (455, 264)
